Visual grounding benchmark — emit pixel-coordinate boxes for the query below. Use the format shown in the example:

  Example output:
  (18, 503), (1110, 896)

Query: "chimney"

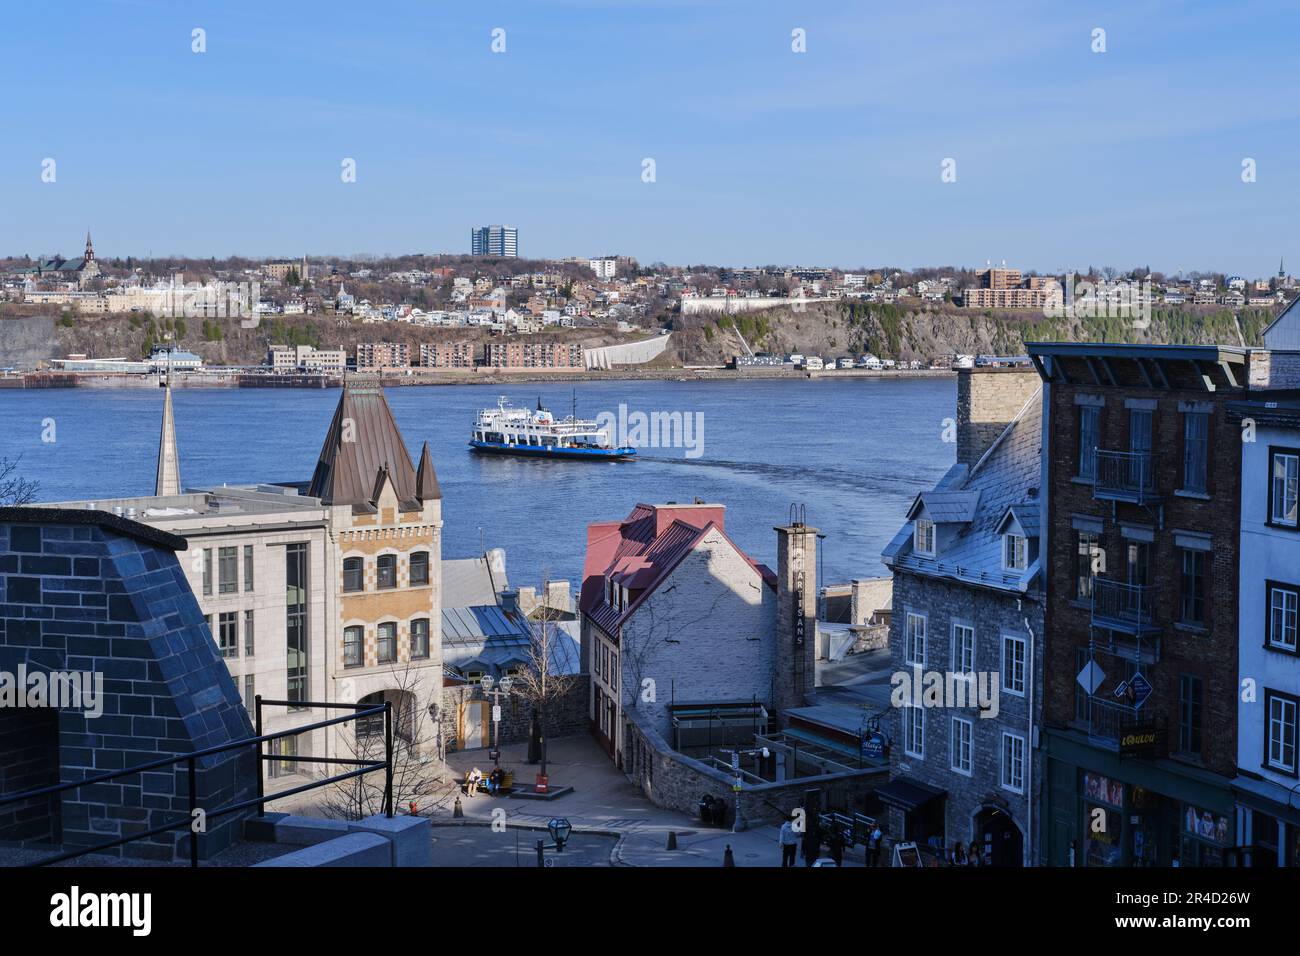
(773, 514), (818, 719)
(546, 580), (572, 614)
(955, 367), (1040, 468)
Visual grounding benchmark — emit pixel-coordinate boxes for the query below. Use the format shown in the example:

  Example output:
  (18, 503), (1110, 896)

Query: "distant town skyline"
(5, 1), (1299, 275)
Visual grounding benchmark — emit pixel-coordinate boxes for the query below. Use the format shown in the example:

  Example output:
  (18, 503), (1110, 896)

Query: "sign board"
(862, 733), (887, 760)
(793, 570), (806, 647)
(1128, 672), (1153, 710)
(535, 774), (549, 794)
(492, 705), (502, 723)
(1076, 660), (1106, 696)
(893, 842), (923, 868)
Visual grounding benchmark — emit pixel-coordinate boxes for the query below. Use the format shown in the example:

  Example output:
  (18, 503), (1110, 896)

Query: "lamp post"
(480, 675), (515, 769)
(722, 746), (770, 832)
(535, 816), (572, 867)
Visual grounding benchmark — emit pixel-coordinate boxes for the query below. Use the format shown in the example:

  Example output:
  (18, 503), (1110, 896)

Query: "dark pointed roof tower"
(307, 378), (421, 512)
(415, 441), (441, 502)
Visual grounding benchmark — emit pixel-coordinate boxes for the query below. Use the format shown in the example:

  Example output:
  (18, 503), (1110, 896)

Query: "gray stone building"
(880, 368), (1045, 866)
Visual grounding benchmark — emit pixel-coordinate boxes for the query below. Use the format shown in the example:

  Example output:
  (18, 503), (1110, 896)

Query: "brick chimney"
(773, 516), (818, 718)
(956, 367), (1040, 468)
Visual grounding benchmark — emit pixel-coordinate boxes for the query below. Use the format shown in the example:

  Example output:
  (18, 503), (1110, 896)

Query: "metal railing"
(0, 696), (392, 867)
(1093, 449), (1161, 503)
(1084, 696), (1163, 754)
(1091, 578), (1157, 631)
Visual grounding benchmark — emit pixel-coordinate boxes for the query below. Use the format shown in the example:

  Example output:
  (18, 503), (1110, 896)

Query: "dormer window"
(914, 517), (936, 556)
(1004, 533), (1028, 571)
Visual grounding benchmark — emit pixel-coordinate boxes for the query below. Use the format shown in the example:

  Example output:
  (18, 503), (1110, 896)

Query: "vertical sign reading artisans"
(793, 569), (805, 646)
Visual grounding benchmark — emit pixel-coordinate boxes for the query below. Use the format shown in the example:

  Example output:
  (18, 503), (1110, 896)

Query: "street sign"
(492, 705), (502, 722)
(1076, 660), (1106, 695)
(1128, 672), (1153, 710)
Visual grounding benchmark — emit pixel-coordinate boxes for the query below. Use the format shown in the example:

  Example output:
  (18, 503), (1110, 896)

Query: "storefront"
(1233, 784), (1300, 867)
(1043, 729), (1235, 867)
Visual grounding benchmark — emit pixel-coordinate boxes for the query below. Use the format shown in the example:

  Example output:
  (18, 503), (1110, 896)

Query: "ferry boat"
(469, 397), (636, 461)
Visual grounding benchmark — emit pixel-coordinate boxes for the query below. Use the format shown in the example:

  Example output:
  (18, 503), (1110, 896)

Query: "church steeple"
(85, 231), (94, 263)
(155, 380), (182, 496)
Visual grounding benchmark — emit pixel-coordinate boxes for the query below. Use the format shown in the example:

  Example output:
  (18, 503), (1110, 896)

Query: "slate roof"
(907, 489), (981, 524)
(307, 379), (430, 513)
(440, 604), (580, 676)
(883, 387), (1043, 593)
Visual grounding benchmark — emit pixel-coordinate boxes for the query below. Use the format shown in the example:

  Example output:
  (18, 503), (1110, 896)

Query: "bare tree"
(317, 662), (455, 820)
(0, 457), (37, 507)
(509, 586), (578, 782)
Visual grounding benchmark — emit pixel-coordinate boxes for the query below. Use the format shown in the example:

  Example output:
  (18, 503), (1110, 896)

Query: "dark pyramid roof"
(416, 441), (441, 502)
(307, 379), (420, 511)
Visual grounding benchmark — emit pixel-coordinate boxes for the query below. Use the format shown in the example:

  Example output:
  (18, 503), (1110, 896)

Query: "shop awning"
(875, 778), (947, 812)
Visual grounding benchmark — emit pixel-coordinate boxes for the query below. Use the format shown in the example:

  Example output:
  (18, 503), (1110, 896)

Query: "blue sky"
(4, 0), (1298, 274)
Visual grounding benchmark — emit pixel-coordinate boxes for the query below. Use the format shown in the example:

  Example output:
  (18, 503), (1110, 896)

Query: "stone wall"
(622, 707), (886, 827)
(0, 508), (258, 860)
(0, 705), (60, 842)
(956, 367), (1041, 467)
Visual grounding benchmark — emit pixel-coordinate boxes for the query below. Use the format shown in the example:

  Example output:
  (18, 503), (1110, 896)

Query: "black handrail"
(0, 697), (393, 867)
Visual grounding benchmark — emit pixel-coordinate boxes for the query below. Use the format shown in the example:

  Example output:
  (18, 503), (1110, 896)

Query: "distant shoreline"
(0, 366), (956, 390)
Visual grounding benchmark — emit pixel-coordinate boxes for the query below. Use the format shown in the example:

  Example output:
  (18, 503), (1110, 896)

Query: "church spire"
(85, 231), (94, 262)
(155, 380), (182, 496)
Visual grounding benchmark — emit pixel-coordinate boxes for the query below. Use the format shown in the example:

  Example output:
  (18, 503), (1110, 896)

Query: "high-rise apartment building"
(471, 225), (518, 258)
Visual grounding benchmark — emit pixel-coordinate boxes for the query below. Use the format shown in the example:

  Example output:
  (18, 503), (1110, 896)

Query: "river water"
(0, 378), (955, 589)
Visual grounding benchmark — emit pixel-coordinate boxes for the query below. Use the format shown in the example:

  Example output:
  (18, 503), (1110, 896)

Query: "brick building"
(484, 341), (584, 369)
(419, 341), (476, 369)
(881, 368), (1045, 865)
(1026, 343), (1253, 867)
(356, 341), (411, 369)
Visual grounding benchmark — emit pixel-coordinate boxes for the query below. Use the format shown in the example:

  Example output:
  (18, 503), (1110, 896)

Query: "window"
(1182, 412), (1209, 492)
(903, 706), (924, 758)
(1001, 732), (1026, 793)
(377, 622), (397, 663)
(410, 618), (430, 659)
(1076, 532), (1103, 600)
(243, 674), (255, 715)
(914, 517), (935, 556)
(409, 551), (429, 586)
(343, 626), (363, 668)
(465, 669), (484, 684)
(268, 735), (298, 779)
(905, 612), (926, 665)
(1179, 548), (1207, 626)
(1004, 533), (1027, 571)
(218, 546), (238, 594)
(1078, 404), (1100, 479)
(951, 717), (973, 775)
(1002, 635), (1027, 696)
(218, 611), (238, 659)
(1126, 539), (1151, 587)
(202, 548), (213, 596)
(953, 623), (975, 675)
(1129, 408), (1153, 457)
(1269, 583), (1299, 652)
(1178, 674), (1203, 756)
(244, 609), (255, 656)
(286, 543), (309, 710)
(1271, 449), (1300, 527)
(376, 554), (397, 590)
(244, 544), (255, 592)
(1265, 691), (1298, 775)
(343, 557), (364, 592)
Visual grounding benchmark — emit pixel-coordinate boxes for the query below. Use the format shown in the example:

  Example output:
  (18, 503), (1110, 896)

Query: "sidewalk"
(441, 735), (862, 867)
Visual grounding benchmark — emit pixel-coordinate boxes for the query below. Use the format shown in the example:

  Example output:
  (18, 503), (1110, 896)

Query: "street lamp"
(548, 817), (572, 851)
(536, 816), (573, 867)
(481, 675), (514, 768)
(724, 746), (770, 832)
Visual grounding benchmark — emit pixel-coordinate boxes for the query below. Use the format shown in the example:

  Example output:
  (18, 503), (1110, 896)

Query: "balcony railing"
(1093, 450), (1161, 504)
(1091, 578), (1158, 633)
(1084, 696), (1165, 756)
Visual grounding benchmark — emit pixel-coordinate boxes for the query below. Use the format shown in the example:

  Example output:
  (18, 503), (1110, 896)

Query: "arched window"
(343, 626), (363, 668)
(410, 618), (430, 659)
(377, 622), (397, 663)
(409, 551), (429, 586)
(343, 557), (364, 592)
(376, 554), (397, 590)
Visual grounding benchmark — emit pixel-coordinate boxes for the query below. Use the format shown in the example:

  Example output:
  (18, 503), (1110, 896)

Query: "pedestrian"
(950, 841), (966, 866)
(828, 827), (845, 867)
(801, 818), (821, 867)
(867, 822), (883, 867)
(465, 767), (482, 798)
(778, 816), (799, 867)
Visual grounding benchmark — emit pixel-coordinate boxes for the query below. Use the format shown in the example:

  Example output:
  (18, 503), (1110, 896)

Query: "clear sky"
(4, 0), (1298, 275)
